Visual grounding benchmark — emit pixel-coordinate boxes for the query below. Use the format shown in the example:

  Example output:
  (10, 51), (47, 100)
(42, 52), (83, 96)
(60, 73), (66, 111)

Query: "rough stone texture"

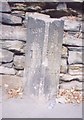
(12, 11), (25, 18)
(60, 58), (67, 73)
(2, 62), (13, 68)
(14, 55), (25, 70)
(2, 40), (25, 53)
(0, 13), (22, 25)
(63, 33), (82, 46)
(60, 81), (82, 90)
(25, 13), (64, 96)
(80, 21), (84, 33)
(68, 46), (83, 51)
(61, 17), (81, 32)
(0, 75), (2, 87)
(61, 46), (68, 58)
(0, 66), (15, 75)
(68, 50), (82, 64)
(0, 24), (27, 41)
(69, 64), (83, 75)
(0, 49), (13, 63)
(0, 2), (83, 93)
(60, 73), (82, 81)
(0, 2), (11, 13)
(15, 70), (24, 77)
(57, 3), (67, 11)
(2, 75), (22, 89)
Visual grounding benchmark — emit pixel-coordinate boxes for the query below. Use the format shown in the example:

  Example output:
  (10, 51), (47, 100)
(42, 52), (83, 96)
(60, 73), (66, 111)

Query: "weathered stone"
(15, 70), (24, 77)
(77, 32), (83, 39)
(68, 50), (82, 64)
(0, 2), (11, 13)
(60, 73), (82, 81)
(69, 64), (83, 75)
(11, 11), (25, 18)
(0, 75), (2, 87)
(0, 49), (13, 63)
(25, 5), (42, 12)
(0, 13), (22, 25)
(61, 46), (68, 58)
(11, 2), (46, 11)
(64, 31), (77, 36)
(2, 62), (13, 68)
(57, 3), (67, 10)
(63, 32), (82, 46)
(60, 81), (82, 90)
(41, 9), (73, 18)
(25, 13), (64, 96)
(2, 40), (25, 53)
(60, 58), (67, 73)
(0, 24), (27, 41)
(61, 17), (81, 32)
(80, 21), (84, 33)
(0, 66), (15, 75)
(0, 39), (3, 47)
(14, 55), (25, 70)
(68, 46), (83, 51)
(1, 75), (22, 89)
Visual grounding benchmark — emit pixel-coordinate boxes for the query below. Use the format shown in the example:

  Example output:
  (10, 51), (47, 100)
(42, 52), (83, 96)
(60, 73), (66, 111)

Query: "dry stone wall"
(0, 2), (83, 90)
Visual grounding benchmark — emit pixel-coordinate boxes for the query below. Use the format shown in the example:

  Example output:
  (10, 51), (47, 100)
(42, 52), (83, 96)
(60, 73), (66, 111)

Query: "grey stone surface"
(57, 3), (67, 11)
(0, 49), (13, 63)
(0, 13), (22, 25)
(61, 17), (81, 32)
(14, 55), (25, 70)
(1, 75), (22, 89)
(68, 46), (83, 51)
(61, 46), (68, 58)
(60, 73), (82, 81)
(12, 11), (25, 18)
(69, 64), (83, 75)
(0, 2), (11, 13)
(0, 75), (2, 87)
(2, 40), (25, 53)
(15, 70), (24, 77)
(0, 3), (83, 96)
(60, 81), (82, 90)
(2, 62), (13, 68)
(0, 24), (27, 41)
(60, 58), (67, 73)
(0, 66), (15, 75)
(80, 21), (84, 33)
(63, 33), (82, 46)
(25, 13), (64, 96)
(68, 50), (82, 64)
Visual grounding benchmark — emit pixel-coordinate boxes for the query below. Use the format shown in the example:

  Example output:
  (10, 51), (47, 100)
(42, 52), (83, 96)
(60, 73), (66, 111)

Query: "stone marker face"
(25, 13), (64, 99)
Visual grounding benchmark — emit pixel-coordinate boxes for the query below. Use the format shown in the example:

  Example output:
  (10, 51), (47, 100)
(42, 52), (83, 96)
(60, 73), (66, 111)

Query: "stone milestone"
(25, 13), (64, 98)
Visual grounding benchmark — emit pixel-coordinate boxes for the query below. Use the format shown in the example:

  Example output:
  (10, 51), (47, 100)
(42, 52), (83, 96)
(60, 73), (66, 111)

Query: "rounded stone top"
(26, 12), (64, 25)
